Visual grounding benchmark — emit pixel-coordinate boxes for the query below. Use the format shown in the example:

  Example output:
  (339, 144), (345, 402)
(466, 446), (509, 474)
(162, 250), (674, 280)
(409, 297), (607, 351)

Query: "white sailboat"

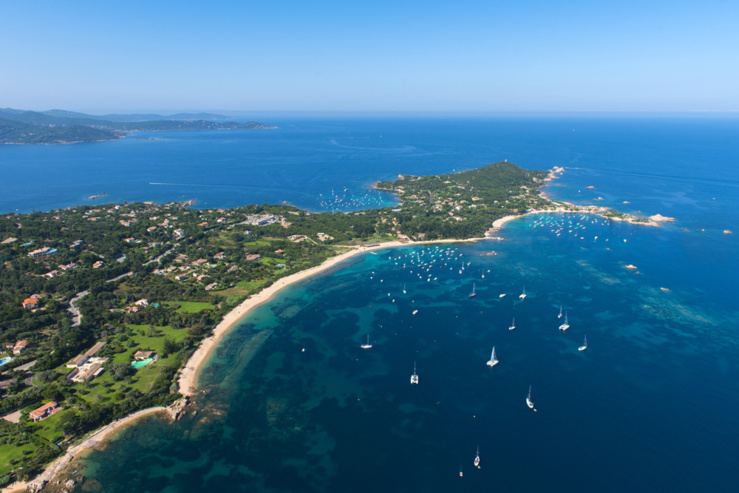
(361, 334), (372, 349)
(469, 282), (477, 298)
(559, 312), (570, 331)
(526, 385), (535, 409)
(508, 317), (516, 331)
(578, 334), (587, 351)
(410, 361), (419, 384)
(486, 346), (499, 367)
(519, 285), (527, 300)
(558, 305), (563, 319)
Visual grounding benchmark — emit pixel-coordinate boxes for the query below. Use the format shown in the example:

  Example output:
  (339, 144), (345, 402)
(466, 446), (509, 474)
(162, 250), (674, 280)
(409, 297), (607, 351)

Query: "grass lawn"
(31, 409), (69, 444)
(74, 324), (189, 404)
(164, 301), (213, 313)
(0, 442), (39, 477)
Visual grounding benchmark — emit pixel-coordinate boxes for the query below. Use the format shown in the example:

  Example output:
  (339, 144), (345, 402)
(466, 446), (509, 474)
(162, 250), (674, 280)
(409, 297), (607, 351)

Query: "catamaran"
(559, 312), (570, 331)
(508, 317), (516, 331)
(361, 334), (372, 349)
(486, 346), (499, 367)
(558, 305), (563, 319)
(410, 361), (419, 384)
(578, 334), (587, 351)
(474, 446), (480, 468)
(526, 385), (535, 409)
(519, 285), (527, 300)
(469, 282), (477, 298)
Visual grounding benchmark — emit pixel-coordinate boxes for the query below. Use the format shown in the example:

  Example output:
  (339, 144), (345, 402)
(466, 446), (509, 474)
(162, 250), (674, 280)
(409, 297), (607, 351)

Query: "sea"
(3, 116), (739, 492)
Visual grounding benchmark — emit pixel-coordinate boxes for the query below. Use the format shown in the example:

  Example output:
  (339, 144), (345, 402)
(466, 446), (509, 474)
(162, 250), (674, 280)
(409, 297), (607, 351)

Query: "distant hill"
(0, 108), (275, 145)
(0, 117), (118, 145)
(42, 109), (232, 122)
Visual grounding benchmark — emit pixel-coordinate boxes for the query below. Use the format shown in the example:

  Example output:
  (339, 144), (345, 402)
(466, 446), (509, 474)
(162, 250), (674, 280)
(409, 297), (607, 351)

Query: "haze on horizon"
(1, 0), (737, 114)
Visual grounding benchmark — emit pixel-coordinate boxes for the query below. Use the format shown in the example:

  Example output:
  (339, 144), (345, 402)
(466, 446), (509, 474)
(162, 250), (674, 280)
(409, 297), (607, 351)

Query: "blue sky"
(1, 0), (737, 113)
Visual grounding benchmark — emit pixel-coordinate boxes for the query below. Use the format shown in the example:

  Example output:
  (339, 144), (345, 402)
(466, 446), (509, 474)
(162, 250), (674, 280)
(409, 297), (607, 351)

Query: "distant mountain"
(42, 109), (232, 122)
(0, 108), (274, 144)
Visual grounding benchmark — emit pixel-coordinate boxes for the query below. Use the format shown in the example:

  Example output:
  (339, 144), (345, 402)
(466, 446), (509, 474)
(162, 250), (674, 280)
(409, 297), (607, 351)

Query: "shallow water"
(48, 117), (739, 492)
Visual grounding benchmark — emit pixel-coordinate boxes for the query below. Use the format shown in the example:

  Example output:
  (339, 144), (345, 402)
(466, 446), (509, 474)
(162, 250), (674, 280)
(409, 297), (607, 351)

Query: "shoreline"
(177, 237), (484, 396)
(3, 407), (167, 493)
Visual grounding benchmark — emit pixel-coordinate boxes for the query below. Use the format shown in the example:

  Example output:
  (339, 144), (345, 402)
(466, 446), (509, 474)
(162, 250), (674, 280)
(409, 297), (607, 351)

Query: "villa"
(29, 402), (61, 422)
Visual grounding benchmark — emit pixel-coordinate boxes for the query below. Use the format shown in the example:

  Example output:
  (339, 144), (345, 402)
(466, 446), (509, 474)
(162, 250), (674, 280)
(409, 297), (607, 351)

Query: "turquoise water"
(24, 117), (739, 492)
(131, 358), (153, 369)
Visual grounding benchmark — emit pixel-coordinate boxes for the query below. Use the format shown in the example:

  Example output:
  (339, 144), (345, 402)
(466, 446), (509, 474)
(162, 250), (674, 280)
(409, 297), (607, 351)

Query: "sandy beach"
(177, 237), (485, 396)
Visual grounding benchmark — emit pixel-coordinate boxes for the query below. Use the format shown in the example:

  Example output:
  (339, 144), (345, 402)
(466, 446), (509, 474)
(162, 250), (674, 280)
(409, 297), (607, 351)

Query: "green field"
(165, 301), (213, 313)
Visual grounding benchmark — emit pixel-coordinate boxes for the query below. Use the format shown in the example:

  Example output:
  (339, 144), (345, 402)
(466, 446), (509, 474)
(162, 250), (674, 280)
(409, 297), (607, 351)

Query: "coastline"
(3, 407), (168, 493)
(177, 237), (484, 396)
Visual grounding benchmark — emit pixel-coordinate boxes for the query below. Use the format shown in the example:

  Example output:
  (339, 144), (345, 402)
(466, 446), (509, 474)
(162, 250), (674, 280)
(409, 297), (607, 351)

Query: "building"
(133, 350), (154, 360)
(245, 254), (262, 261)
(135, 299), (149, 307)
(29, 402), (61, 422)
(214, 252), (225, 259)
(22, 298), (38, 310)
(92, 260), (104, 269)
(65, 354), (88, 368)
(12, 340), (27, 355)
(173, 229), (185, 239)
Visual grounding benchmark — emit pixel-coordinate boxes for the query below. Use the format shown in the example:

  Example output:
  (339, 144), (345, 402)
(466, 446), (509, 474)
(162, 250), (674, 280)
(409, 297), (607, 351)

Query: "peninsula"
(0, 161), (667, 489)
(0, 108), (275, 145)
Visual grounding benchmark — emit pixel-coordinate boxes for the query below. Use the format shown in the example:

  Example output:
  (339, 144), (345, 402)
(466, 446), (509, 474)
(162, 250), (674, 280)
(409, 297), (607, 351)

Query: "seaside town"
(0, 162), (669, 490)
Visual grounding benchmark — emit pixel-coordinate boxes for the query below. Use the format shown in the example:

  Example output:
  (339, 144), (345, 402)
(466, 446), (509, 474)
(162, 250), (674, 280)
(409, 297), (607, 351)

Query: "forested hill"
(0, 108), (275, 144)
(374, 161), (551, 239)
(0, 118), (118, 145)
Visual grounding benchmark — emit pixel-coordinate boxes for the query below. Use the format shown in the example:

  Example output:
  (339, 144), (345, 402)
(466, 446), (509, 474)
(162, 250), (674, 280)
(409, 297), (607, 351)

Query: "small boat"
(558, 305), (563, 319)
(361, 334), (372, 349)
(519, 285), (527, 300)
(486, 346), (499, 367)
(559, 312), (570, 331)
(499, 293), (506, 298)
(410, 361), (419, 384)
(474, 446), (480, 468)
(403, 283), (407, 294)
(469, 283), (477, 298)
(459, 465), (463, 477)
(578, 334), (587, 351)
(412, 309), (419, 315)
(508, 317), (516, 331)
(526, 385), (535, 409)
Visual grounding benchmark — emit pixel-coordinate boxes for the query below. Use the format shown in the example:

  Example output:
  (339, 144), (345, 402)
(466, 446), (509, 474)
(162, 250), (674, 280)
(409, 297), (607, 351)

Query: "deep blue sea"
(8, 117), (739, 492)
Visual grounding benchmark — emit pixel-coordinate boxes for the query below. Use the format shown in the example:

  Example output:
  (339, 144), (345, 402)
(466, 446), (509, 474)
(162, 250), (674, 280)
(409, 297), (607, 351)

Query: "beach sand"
(177, 238), (484, 396)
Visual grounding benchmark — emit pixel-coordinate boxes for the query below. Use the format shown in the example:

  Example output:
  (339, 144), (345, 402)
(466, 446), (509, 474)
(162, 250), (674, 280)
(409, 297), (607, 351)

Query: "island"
(0, 109), (275, 145)
(0, 161), (670, 490)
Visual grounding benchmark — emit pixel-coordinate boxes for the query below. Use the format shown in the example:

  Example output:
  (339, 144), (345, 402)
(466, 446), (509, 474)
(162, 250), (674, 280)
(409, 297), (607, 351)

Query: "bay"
(17, 116), (739, 492)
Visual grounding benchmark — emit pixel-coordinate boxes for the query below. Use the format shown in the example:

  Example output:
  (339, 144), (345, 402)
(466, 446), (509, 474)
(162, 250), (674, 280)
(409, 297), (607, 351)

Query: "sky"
(1, 0), (738, 113)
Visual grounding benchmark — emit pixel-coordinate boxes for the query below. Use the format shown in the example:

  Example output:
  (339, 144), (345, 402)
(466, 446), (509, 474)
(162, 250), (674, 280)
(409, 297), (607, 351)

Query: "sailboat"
(361, 334), (372, 349)
(469, 282), (476, 298)
(519, 285), (527, 300)
(508, 317), (516, 331)
(474, 446), (480, 468)
(410, 361), (419, 384)
(559, 312), (570, 331)
(526, 385), (535, 409)
(558, 305), (563, 319)
(578, 334), (587, 351)
(486, 346), (499, 367)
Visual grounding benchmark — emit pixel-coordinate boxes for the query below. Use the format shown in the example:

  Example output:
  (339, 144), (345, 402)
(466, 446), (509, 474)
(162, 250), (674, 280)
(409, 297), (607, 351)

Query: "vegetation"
(0, 108), (275, 145)
(0, 160), (550, 484)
